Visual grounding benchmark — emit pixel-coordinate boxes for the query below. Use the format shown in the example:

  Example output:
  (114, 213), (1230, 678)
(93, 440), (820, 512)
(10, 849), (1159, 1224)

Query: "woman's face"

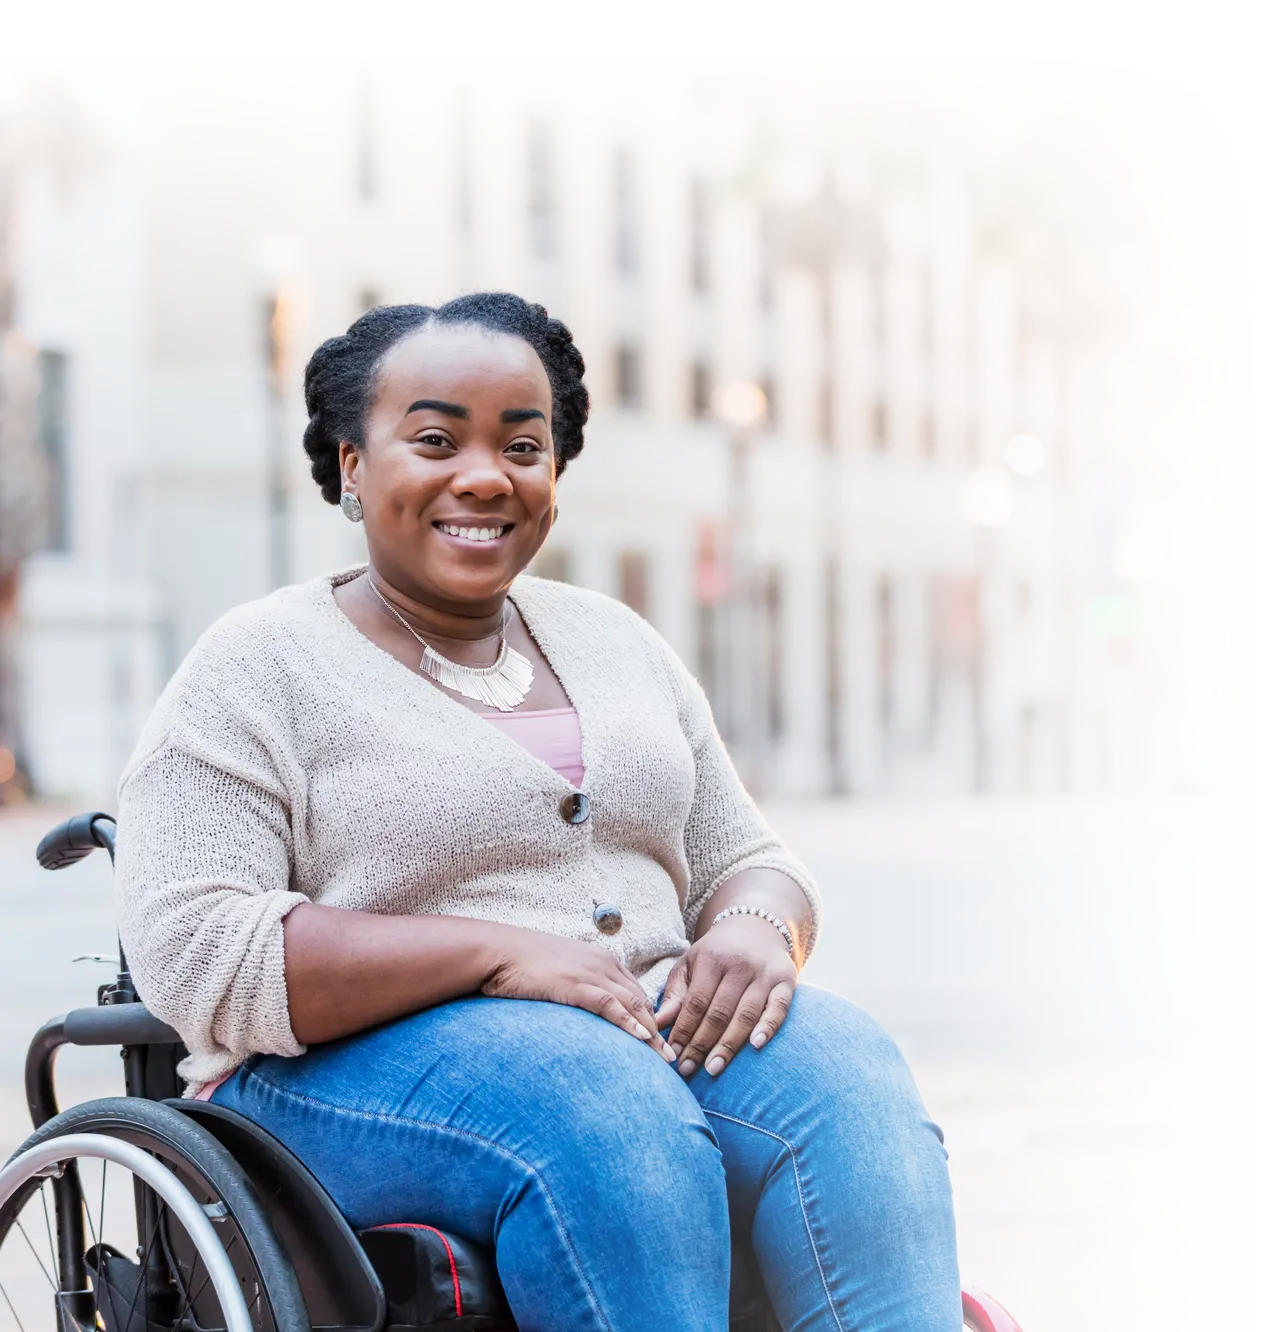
(342, 323), (556, 611)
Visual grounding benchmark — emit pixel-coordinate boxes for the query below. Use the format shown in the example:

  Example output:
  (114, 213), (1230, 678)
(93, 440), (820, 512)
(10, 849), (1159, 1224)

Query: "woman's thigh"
(683, 985), (961, 1332)
(214, 997), (732, 1332)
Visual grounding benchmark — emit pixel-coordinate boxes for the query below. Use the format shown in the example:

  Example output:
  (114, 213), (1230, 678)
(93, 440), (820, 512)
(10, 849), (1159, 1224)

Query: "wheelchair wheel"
(0, 1098), (307, 1332)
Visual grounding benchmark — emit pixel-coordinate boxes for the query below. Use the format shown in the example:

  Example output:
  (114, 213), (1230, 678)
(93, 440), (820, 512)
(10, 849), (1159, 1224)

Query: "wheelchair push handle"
(36, 811), (117, 869)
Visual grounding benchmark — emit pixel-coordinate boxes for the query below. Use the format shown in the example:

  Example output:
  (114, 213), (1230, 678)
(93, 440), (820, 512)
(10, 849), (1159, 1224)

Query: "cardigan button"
(559, 792), (590, 825)
(593, 902), (623, 935)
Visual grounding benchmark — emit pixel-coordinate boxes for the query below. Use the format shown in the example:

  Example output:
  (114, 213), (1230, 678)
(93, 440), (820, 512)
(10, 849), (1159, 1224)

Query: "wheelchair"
(1, 812), (1024, 1332)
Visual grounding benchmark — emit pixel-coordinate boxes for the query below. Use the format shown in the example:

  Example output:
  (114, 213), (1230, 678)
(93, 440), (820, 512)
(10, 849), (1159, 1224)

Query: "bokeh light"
(1112, 528), (1165, 584)
(712, 382), (768, 429)
(1003, 434), (1046, 476)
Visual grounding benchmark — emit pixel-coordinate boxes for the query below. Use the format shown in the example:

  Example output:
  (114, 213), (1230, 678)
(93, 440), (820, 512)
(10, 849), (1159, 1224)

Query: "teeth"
(439, 524), (506, 542)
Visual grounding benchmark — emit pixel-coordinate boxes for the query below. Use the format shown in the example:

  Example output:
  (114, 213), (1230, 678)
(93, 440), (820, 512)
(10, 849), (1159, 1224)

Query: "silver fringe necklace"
(367, 577), (534, 712)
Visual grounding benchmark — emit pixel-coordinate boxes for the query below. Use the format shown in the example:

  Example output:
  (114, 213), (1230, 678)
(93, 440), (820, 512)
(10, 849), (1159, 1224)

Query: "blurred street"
(0, 794), (1261, 1332)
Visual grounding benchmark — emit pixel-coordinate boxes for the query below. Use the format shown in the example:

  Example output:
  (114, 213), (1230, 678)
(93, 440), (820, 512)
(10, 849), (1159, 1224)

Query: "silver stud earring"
(340, 492), (363, 523)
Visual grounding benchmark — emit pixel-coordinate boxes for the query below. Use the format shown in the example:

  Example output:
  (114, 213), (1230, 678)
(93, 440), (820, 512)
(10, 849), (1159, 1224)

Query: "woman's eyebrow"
(501, 408), (546, 423)
(406, 399), (469, 418)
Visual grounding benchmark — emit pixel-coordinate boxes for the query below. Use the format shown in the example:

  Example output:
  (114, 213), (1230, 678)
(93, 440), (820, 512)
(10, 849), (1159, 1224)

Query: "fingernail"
(671, 1044), (683, 1059)
(706, 1055), (725, 1076)
(678, 1059), (697, 1077)
(660, 1043), (677, 1064)
(751, 1031), (767, 1049)
(633, 1023), (651, 1040)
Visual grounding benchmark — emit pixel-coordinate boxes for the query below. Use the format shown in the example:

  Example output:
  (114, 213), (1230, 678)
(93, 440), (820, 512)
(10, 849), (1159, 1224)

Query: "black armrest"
(36, 812), (117, 870)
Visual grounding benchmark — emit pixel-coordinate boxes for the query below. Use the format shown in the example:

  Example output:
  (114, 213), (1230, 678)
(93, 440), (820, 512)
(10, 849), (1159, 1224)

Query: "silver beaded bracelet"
(710, 904), (796, 955)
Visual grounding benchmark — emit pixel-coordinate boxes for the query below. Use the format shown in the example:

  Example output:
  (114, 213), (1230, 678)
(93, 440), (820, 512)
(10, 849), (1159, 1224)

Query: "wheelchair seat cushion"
(358, 1224), (513, 1331)
(356, 1223), (781, 1332)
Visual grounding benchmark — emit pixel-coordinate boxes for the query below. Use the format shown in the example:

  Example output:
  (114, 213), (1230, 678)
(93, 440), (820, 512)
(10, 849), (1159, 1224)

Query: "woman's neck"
(362, 565), (508, 647)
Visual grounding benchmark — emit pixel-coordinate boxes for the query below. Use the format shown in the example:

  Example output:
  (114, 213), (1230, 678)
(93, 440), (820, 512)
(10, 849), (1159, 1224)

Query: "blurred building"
(4, 85), (1133, 801)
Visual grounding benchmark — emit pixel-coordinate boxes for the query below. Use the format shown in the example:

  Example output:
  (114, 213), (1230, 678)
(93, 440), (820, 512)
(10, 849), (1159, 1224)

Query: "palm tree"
(0, 49), (107, 799)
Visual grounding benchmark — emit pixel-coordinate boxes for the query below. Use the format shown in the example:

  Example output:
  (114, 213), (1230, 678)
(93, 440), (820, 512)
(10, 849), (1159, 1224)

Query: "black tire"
(2, 1098), (309, 1332)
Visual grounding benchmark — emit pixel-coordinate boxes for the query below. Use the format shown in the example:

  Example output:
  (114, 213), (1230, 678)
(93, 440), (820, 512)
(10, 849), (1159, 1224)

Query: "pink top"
(194, 704), (586, 1103)
(480, 706), (585, 788)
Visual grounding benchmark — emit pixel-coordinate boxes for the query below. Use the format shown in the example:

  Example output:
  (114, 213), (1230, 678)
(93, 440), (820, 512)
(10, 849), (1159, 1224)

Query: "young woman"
(116, 293), (960, 1331)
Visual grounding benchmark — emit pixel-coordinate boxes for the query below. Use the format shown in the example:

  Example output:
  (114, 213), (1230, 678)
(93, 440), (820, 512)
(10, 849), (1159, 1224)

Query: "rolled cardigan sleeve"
(667, 658), (823, 954)
(115, 741), (309, 1075)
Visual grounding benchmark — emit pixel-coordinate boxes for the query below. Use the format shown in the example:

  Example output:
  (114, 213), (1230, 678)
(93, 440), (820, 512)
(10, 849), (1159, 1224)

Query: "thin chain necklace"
(366, 576), (535, 712)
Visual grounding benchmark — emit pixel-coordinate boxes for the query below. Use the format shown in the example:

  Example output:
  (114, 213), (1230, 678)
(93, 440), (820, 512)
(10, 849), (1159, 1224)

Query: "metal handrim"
(0, 1133), (253, 1332)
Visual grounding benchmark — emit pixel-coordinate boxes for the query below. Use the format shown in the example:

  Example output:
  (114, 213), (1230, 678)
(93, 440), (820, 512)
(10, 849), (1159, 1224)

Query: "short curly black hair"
(302, 292), (589, 505)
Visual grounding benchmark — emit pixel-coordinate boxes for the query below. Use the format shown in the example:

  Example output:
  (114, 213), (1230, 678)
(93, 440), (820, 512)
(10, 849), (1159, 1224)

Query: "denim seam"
(241, 1069), (615, 1332)
(703, 1107), (847, 1332)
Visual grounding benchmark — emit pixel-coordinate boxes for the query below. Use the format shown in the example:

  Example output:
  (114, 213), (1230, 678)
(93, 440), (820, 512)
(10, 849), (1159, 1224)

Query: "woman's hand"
(482, 928), (676, 1063)
(654, 915), (797, 1078)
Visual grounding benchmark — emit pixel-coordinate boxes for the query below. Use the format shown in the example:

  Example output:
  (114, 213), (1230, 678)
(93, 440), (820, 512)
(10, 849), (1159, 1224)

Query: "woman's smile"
(433, 521), (515, 545)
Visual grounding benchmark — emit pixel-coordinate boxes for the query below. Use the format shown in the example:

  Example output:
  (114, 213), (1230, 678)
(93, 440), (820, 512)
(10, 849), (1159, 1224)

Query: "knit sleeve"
(115, 740), (309, 1072)
(660, 647), (823, 955)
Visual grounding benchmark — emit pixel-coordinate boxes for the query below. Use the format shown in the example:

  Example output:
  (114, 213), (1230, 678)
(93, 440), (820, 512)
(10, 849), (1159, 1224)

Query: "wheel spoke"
(0, 1273), (30, 1332)
(184, 1227), (237, 1317)
(38, 1184), (56, 1282)
(170, 1238), (203, 1329)
(121, 1199), (166, 1332)
(13, 1219), (55, 1292)
(82, 1162), (107, 1332)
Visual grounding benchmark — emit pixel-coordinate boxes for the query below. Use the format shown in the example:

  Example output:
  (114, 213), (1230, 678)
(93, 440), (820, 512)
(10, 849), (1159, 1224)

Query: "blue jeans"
(212, 985), (960, 1331)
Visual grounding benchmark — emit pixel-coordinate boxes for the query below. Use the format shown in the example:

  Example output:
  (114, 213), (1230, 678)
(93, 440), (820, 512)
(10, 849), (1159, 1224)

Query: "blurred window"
(819, 378), (834, 448)
(528, 121), (556, 259)
(825, 558), (842, 785)
(763, 566), (784, 740)
(615, 345), (642, 408)
(689, 176), (709, 292)
(876, 574), (894, 734)
(37, 350), (70, 553)
(872, 400), (888, 451)
(531, 547), (571, 582)
(758, 207), (775, 311)
(691, 361), (712, 419)
(618, 551), (649, 617)
(922, 412), (936, 458)
(455, 82), (474, 234)
(354, 50), (378, 199)
(761, 374), (777, 428)
(614, 147), (639, 275)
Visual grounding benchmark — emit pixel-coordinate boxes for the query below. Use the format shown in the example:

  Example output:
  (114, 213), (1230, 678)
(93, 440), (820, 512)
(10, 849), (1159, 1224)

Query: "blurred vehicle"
(1167, 713), (1258, 783)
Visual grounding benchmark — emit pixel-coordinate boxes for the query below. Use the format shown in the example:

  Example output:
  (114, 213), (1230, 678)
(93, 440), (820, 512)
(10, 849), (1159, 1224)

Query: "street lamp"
(712, 381), (767, 783)
(960, 466), (1019, 790)
(253, 234), (304, 591)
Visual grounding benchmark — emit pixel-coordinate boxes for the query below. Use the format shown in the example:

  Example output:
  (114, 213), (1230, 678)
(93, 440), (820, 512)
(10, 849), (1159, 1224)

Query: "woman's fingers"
(613, 972), (676, 1062)
(666, 955), (723, 1064)
(653, 960), (689, 1029)
(749, 979), (795, 1050)
(702, 979), (773, 1075)
(675, 970), (747, 1077)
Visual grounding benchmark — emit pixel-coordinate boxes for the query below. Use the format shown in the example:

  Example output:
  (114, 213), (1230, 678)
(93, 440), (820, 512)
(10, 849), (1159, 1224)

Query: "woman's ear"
(339, 441), (360, 493)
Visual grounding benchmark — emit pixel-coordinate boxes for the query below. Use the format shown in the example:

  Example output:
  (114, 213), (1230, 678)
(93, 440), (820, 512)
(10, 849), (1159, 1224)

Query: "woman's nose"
(450, 458), (514, 499)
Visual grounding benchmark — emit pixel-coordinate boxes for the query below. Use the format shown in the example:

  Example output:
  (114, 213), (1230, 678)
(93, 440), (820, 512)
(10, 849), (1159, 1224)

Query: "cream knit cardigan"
(115, 567), (821, 1093)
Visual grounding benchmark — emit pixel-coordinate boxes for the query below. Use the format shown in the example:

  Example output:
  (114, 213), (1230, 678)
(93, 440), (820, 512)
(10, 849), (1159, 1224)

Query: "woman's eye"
(507, 438), (543, 454)
(417, 432), (452, 448)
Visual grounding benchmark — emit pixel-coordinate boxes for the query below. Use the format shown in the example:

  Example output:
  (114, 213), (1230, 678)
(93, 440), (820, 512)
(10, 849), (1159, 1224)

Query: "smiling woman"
(113, 292), (962, 1332)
